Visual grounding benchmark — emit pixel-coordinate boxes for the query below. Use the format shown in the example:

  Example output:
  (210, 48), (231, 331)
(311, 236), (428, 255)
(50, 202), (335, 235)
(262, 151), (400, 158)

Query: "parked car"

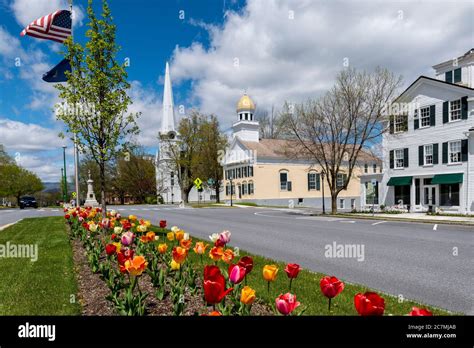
(19, 196), (38, 209)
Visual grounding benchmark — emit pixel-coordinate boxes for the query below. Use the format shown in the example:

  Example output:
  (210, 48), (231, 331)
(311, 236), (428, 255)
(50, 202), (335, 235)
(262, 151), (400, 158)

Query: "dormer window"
(445, 68), (462, 84)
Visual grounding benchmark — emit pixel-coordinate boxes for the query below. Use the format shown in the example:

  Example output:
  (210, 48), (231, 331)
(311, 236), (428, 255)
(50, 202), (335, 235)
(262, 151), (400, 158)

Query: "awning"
(431, 173), (463, 185)
(387, 176), (413, 186)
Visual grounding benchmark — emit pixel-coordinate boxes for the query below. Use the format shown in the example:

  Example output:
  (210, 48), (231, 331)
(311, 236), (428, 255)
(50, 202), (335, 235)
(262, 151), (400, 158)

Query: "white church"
(155, 62), (216, 204)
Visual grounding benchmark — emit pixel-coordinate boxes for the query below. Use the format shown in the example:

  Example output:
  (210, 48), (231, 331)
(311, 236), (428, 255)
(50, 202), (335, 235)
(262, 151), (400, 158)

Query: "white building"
(381, 48), (474, 214)
(155, 62), (214, 204)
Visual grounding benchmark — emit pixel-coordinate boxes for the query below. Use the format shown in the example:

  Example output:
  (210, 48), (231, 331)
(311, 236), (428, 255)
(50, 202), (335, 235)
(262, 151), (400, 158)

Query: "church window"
(243, 166), (248, 177)
(248, 181), (254, 194)
(242, 181), (247, 195)
(249, 166), (254, 177)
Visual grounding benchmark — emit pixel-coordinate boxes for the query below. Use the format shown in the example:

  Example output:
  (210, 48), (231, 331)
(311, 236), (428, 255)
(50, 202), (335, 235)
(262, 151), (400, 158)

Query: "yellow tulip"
(167, 232), (175, 241)
(157, 243), (168, 254)
(175, 230), (185, 241)
(170, 259), (181, 270)
(112, 242), (121, 253)
(240, 286), (256, 305)
(263, 265), (279, 282)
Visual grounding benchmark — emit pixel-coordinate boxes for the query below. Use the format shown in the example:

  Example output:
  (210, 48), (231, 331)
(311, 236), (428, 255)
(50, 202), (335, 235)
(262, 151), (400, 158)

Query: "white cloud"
(171, 0), (474, 128)
(0, 118), (63, 151)
(11, 0), (84, 28)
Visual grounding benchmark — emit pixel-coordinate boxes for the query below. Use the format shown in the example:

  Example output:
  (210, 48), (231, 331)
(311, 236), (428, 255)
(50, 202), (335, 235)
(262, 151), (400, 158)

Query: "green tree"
(0, 164), (43, 204)
(55, 0), (139, 213)
(195, 116), (227, 202)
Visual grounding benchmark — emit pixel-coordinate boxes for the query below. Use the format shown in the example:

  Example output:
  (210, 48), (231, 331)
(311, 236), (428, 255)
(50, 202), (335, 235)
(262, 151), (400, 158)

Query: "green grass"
(148, 225), (453, 316)
(0, 217), (80, 315)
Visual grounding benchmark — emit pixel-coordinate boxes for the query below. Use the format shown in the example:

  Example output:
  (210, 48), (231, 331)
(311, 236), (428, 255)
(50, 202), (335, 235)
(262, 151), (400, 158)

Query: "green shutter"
(389, 116), (394, 134)
(445, 70), (452, 83)
(418, 146), (424, 166)
(443, 101), (449, 123)
(461, 139), (468, 162)
(414, 109), (419, 129)
(389, 150), (394, 169)
(316, 174), (321, 191)
(307, 173), (311, 190)
(433, 143), (439, 165)
(403, 148), (409, 168)
(430, 105), (436, 126)
(442, 142), (448, 164)
(461, 96), (468, 120)
(454, 68), (461, 83)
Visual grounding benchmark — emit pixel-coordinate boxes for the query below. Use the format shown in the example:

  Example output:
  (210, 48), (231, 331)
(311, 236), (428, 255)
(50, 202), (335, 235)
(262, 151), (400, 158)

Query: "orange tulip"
(157, 243), (168, 254)
(222, 248), (235, 264)
(175, 230), (185, 241)
(263, 265), (279, 282)
(172, 246), (188, 264)
(240, 286), (256, 305)
(209, 246), (224, 261)
(124, 255), (148, 276)
(193, 242), (208, 255)
(180, 238), (193, 250)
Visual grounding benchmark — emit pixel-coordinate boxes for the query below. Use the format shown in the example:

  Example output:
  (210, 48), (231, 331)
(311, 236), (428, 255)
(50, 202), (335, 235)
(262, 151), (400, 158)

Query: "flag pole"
(69, 0), (80, 208)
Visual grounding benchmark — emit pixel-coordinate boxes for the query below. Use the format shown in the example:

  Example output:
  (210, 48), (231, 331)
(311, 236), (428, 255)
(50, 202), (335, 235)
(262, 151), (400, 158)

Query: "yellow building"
(221, 94), (381, 210)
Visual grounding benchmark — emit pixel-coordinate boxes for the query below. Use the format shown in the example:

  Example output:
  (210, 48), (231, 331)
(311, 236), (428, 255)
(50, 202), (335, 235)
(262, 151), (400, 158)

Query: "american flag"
(20, 10), (71, 43)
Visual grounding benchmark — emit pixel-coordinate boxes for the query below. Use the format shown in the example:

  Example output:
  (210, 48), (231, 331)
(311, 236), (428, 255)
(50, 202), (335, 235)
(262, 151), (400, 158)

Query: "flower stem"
(267, 281), (270, 295)
(289, 278), (293, 291)
(328, 298), (331, 312)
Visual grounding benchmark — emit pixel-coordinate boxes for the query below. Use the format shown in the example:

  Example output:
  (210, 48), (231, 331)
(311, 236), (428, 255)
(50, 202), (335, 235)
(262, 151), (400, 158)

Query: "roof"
(395, 75), (474, 102)
(432, 48), (474, 69)
(240, 138), (380, 163)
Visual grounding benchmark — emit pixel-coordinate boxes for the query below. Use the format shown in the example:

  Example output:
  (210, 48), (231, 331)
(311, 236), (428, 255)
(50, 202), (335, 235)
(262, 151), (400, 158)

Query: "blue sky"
(0, 0), (472, 182)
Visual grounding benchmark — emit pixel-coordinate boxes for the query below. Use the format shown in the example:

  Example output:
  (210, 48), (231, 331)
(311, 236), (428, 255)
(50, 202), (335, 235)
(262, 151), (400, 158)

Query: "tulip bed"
(64, 207), (451, 316)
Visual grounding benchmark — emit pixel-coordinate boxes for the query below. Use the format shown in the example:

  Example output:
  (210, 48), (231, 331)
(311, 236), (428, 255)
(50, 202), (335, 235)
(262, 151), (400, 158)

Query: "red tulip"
(111, 233), (116, 240)
(284, 263), (301, 279)
(105, 244), (116, 255)
(238, 256), (254, 274)
(320, 276), (344, 299)
(275, 293), (300, 315)
(354, 292), (385, 316)
(203, 265), (233, 305)
(228, 264), (246, 284)
(64, 214), (70, 219)
(159, 220), (167, 228)
(409, 307), (433, 316)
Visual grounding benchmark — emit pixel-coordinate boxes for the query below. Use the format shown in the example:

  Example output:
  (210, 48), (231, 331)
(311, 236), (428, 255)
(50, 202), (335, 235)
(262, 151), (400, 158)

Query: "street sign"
(72, 191), (77, 198)
(194, 178), (202, 189)
(207, 178), (215, 186)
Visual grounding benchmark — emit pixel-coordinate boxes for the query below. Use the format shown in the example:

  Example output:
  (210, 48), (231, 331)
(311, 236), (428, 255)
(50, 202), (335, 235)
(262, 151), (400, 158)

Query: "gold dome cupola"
(236, 93), (256, 121)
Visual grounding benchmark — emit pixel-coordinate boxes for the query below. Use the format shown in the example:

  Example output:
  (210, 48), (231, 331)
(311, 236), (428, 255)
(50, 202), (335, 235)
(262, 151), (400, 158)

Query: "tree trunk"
(215, 183), (220, 203)
(182, 189), (189, 204)
(331, 192), (337, 214)
(99, 160), (107, 214)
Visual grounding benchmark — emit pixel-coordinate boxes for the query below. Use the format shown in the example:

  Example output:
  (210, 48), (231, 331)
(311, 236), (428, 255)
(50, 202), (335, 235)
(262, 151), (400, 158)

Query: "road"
(1, 205), (473, 314)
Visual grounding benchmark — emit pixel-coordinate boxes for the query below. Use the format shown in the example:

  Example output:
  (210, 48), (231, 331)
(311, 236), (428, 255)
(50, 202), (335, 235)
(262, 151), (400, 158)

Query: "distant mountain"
(42, 182), (74, 193)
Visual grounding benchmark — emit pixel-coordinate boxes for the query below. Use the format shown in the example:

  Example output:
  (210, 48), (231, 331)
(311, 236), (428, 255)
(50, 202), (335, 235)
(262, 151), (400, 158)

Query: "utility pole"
(62, 145), (68, 202)
(321, 172), (326, 214)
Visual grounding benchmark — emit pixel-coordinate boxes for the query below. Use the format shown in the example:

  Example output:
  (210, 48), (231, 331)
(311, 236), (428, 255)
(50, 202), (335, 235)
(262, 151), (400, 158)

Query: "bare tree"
(282, 67), (402, 213)
(257, 105), (287, 139)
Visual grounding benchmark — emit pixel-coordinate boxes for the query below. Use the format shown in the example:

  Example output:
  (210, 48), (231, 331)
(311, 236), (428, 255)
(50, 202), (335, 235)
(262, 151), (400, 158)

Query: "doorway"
(424, 185), (437, 209)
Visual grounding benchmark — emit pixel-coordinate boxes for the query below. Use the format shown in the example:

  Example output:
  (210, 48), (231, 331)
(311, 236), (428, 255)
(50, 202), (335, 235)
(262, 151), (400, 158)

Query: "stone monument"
(84, 170), (99, 207)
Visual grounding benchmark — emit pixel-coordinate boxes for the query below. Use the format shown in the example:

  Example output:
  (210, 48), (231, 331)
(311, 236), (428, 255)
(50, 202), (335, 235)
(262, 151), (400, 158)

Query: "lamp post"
(321, 172), (326, 215)
(61, 168), (65, 203)
(229, 177), (233, 207)
(62, 145), (68, 203)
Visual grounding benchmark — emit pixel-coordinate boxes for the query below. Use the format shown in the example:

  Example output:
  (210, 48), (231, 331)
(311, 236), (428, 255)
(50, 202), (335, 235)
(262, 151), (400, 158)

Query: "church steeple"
(232, 93), (259, 142)
(160, 62), (176, 137)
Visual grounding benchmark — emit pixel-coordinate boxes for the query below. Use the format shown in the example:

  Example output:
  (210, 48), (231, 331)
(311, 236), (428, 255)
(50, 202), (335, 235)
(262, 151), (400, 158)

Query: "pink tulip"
(228, 264), (246, 284)
(219, 230), (231, 245)
(275, 293), (300, 315)
(121, 231), (134, 246)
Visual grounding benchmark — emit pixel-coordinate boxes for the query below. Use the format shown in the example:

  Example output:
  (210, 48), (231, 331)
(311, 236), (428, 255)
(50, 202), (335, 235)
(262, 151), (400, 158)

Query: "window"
(365, 182), (379, 205)
(364, 164), (368, 173)
(242, 181), (247, 195)
(447, 68), (462, 83)
(170, 172), (174, 186)
(237, 168), (242, 178)
(395, 149), (405, 169)
(449, 100), (461, 122)
(394, 185), (411, 207)
(373, 164), (377, 173)
(308, 172), (320, 190)
(351, 199), (356, 209)
(248, 166), (254, 177)
(248, 181), (254, 195)
(339, 199), (345, 209)
(440, 184), (459, 206)
(243, 166), (248, 177)
(225, 184), (230, 196)
(424, 144), (433, 165)
(420, 106), (430, 127)
(336, 173), (347, 189)
(449, 140), (461, 164)
(280, 171), (288, 191)
(394, 115), (407, 133)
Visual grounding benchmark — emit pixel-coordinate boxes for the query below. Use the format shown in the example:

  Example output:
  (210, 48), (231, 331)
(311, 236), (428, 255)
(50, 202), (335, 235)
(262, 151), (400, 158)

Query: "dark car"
(19, 196), (38, 209)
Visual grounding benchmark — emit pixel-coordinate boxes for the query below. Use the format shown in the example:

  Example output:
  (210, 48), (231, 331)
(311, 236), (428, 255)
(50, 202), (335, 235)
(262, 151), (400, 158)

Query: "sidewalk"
(348, 212), (474, 225)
